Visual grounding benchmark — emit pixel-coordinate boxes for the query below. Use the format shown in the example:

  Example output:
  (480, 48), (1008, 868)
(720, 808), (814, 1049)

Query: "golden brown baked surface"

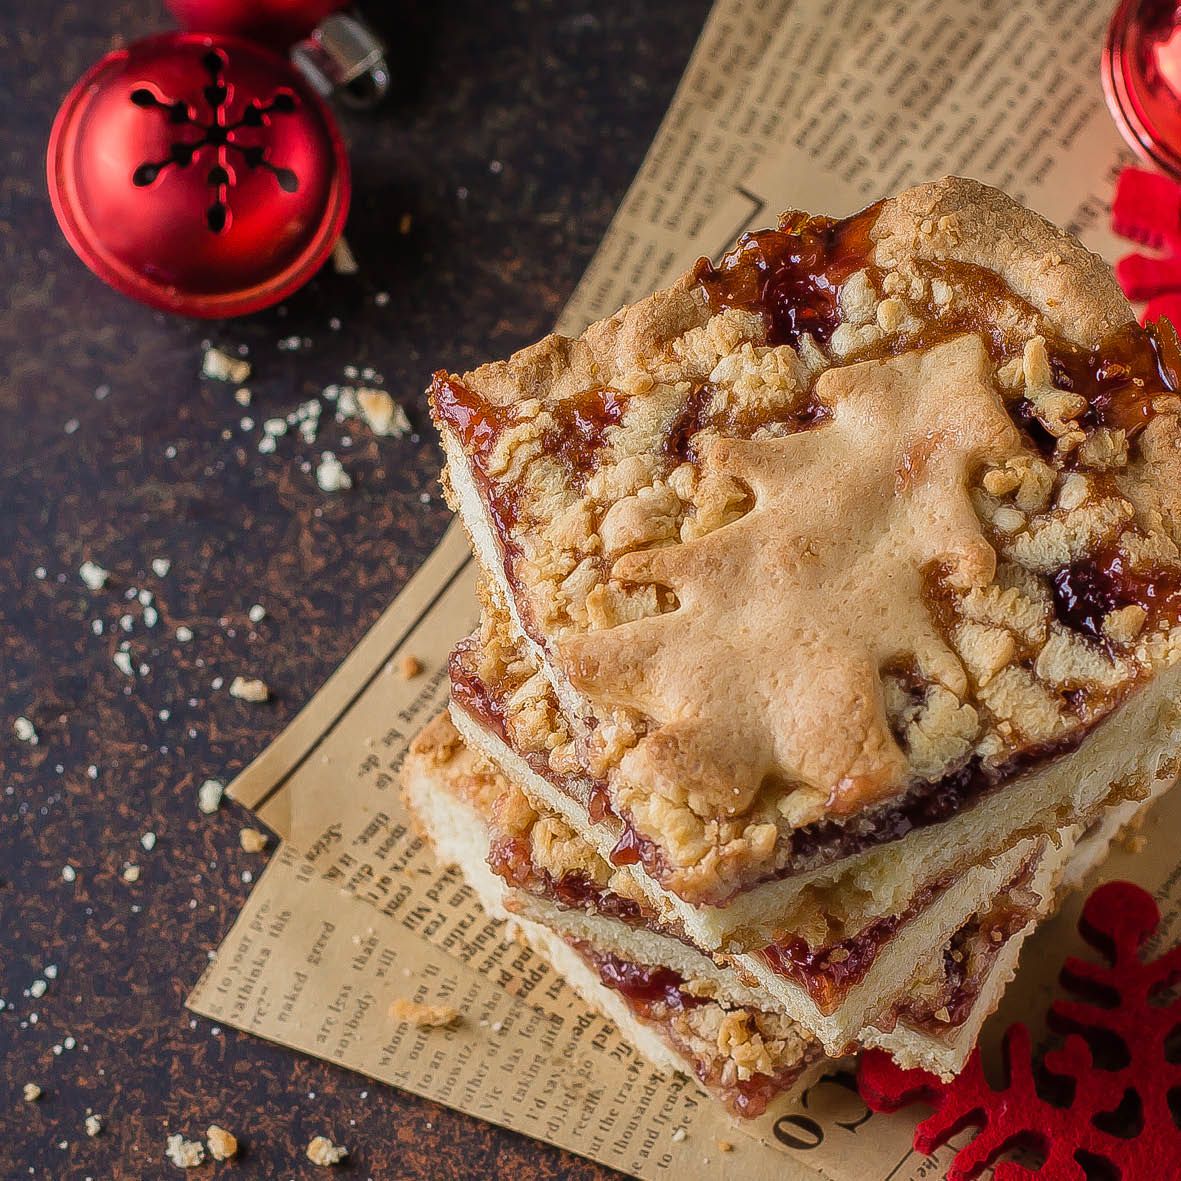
(431, 176), (1181, 905)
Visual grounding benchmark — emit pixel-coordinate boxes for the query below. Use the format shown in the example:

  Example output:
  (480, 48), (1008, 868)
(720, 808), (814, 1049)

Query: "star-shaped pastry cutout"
(561, 334), (1023, 857)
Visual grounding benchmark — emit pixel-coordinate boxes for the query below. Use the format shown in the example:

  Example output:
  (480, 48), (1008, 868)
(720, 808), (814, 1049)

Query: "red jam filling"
(1052, 546), (1181, 642)
(573, 942), (810, 1118)
(694, 206), (877, 348)
(430, 373), (625, 506)
(584, 946), (706, 1013)
(759, 880), (943, 1014)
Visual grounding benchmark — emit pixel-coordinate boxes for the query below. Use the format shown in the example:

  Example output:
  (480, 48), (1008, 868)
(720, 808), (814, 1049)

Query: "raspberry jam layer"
(759, 880), (945, 1015)
(1052, 545), (1181, 642)
(569, 941), (813, 1118)
(694, 206), (878, 348)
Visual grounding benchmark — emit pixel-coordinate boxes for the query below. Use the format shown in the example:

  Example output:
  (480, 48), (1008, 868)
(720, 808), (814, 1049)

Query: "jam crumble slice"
(431, 176), (1181, 914)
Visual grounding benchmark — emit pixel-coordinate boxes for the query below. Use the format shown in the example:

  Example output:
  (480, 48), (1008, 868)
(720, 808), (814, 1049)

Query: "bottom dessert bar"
(401, 713), (829, 1117)
(401, 713), (1149, 1105)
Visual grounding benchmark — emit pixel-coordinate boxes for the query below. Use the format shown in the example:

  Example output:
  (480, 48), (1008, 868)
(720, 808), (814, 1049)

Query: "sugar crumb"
(198, 779), (225, 814)
(23, 1083), (41, 1102)
(201, 347), (251, 384)
(165, 1133), (205, 1168)
(229, 675), (270, 703)
(79, 561), (109, 590)
(316, 452), (352, 492)
(84, 1114), (103, 1137)
(398, 653), (423, 679)
(14, 716), (38, 745)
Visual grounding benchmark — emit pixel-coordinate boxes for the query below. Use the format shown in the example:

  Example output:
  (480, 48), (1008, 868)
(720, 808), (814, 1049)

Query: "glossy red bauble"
(47, 31), (350, 318)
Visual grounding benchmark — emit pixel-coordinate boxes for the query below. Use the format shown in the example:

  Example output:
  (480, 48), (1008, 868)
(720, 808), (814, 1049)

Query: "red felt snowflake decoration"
(1112, 166), (1181, 330)
(857, 881), (1181, 1180)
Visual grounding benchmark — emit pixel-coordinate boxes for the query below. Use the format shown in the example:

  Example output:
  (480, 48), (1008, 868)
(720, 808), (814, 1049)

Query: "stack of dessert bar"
(403, 177), (1181, 1117)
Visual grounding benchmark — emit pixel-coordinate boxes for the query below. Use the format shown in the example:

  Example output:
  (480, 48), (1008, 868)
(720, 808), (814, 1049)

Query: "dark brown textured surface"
(0, 2), (711, 1176)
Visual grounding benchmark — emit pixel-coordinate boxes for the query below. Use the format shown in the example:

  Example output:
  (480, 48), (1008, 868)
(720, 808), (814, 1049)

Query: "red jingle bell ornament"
(47, 30), (350, 318)
(164, 0), (348, 50)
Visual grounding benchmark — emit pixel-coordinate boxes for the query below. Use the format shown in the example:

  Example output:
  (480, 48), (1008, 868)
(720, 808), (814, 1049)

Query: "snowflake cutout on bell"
(858, 881), (1181, 1180)
(47, 30), (350, 317)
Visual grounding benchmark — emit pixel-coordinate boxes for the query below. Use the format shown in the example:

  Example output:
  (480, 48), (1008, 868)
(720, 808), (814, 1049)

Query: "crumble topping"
(206, 1124), (238, 1161)
(229, 675), (270, 702)
(239, 827), (268, 853)
(433, 177), (1181, 903)
(388, 997), (460, 1027)
(306, 1135), (348, 1166)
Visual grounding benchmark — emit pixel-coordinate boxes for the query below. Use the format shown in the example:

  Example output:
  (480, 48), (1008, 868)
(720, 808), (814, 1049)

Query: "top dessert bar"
(430, 176), (1181, 911)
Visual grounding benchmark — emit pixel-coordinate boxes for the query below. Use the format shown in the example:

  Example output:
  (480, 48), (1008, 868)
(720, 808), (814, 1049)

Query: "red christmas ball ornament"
(165, 0), (348, 50)
(47, 31), (350, 318)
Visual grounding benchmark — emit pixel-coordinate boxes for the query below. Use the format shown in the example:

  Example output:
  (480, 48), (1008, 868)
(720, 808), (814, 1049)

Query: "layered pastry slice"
(430, 176), (1181, 961)
(402, 712), (830, 1117)
(403, 712), (1143, 1090)
(449, 595), (1050, 1056)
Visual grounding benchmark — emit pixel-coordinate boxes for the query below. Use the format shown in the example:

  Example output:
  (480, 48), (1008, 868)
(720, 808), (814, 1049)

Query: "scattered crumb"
(331, 237), (359, 274)
(934, 1006), (952, 1023)
(198, 779), (225, 814)
(62, 865), (77, 883)
(165, 1133), (206, 1168)
(79, 560), (110, 590)
(141, 832), (157, 852)
(206, 1125), (238, 1161)
(716, 1140), (733, 1152)
(23, 1083), (41, 1102)
(175, 626), (194, 643)
(306, 1135), (348, 1166)
(355, 389), (411, 437)
(113, 651), (134, 677)
(122, 864), (141, 883)
(30, 979), (47, 998)
(234, 388), (252, 407)
(388, 998), (460, 1028)
(85, 1114), (103, 1137)
(671, 1127), (687, 1143)
(315, 453), (352, 492)
(399, 213), (412, 235)
(14, 716), (38, 745)
(201, 347), (251, 384)
(229, 675), (270, 703)
(151, 557), (171, 578)
(248, 604), (266, 624)
(239, 827), (268, 854)
(398, 653), (423, 680)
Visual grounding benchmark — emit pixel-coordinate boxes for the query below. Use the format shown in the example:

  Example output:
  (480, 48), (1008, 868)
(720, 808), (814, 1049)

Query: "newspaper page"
(189, 0), (1176, 1177)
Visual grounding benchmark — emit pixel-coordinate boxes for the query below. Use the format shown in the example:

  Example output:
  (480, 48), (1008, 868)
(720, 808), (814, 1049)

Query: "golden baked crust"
(431, 177), (1181, 904)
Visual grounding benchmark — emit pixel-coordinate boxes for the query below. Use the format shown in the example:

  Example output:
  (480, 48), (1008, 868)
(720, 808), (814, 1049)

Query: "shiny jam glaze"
(1013, 318), (1181, 456)
(430, 372), (626, 504)
(1052, 546), (1181, 642)
(694, 205), (878, 348)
